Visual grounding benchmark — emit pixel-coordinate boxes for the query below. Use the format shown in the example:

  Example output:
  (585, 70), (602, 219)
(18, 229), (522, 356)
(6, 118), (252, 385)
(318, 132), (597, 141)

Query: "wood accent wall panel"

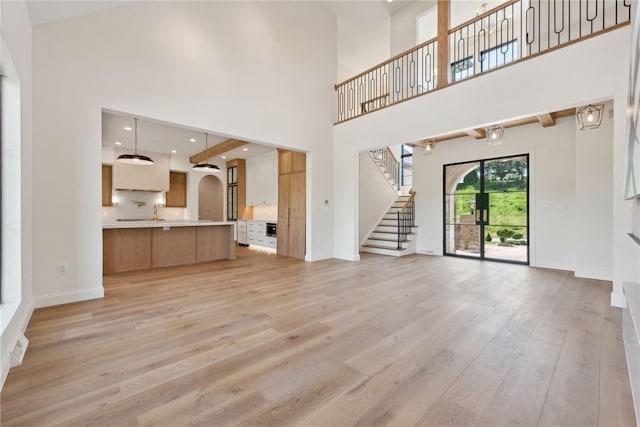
(277, 149), (306, 259)
(277, 174), (291, 256)
(101, 165), (112, 207)
(152, 227), (197, 268)
(288, 172), (306, 259)
(103, 228), (152, 274)
(196, 226), (235, 262)
(165, 171), (187, 208)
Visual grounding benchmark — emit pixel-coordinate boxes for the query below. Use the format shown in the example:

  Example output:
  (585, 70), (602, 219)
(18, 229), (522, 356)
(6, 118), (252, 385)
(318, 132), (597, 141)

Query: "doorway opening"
(444, 154), (529, 264)
(198, 175), (223, 221)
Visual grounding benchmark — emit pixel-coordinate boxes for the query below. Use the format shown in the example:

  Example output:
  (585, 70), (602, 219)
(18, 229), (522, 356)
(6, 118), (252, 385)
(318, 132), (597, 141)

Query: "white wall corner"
(1, 300), (34, 390)
(612, 289), (628, 308)
(622, 281), (640, 425)
(33, 287), (104, 309)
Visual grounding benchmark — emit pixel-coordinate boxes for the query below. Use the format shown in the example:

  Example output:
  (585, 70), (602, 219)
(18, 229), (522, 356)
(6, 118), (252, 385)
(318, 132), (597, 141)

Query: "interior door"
(444, 154), (529, 264)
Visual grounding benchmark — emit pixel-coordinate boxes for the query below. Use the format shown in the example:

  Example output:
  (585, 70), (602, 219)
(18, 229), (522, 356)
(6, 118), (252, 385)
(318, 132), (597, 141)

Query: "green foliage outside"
(449, 160), (528, 245)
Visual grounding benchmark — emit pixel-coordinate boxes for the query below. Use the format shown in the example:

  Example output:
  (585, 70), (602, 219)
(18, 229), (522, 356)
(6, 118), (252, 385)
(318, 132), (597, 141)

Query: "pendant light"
(576, 104), (604, 130)
(117, 118), (154, 165)
(485, 125), (504, 146)
(192, 133), (221, 172)
(422, 139), (435, 155)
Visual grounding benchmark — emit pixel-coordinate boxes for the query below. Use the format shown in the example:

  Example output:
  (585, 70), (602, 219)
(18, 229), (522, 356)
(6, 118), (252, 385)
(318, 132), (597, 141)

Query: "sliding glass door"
(444, 154), (529, 264)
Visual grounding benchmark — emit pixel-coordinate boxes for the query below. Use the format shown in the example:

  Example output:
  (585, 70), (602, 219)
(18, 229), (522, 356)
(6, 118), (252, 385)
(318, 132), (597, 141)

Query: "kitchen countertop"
(103, 220), (235, 229)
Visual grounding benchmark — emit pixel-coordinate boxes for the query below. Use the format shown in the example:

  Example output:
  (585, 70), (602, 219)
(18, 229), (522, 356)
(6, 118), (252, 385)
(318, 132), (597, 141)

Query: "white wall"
(334, 28), (634, 305)
(414, 116), (587, 272)
(391, 1), (436, 55)
(329, 2), (390, 83)
(575, 102), (614, 280)
(0, 0), (34, 388)
(359, 152), (399, 244)
(31, 1), (337, 307)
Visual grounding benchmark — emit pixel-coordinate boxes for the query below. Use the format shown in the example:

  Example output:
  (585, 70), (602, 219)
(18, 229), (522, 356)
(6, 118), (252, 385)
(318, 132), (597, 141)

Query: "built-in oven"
(266, 222), (277, 237)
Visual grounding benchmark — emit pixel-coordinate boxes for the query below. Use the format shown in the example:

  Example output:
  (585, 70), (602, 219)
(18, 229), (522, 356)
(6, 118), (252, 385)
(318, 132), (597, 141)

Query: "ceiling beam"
(536, 113), (556, 128)
(190, 139), (249, 164)
(465, 128), (486, 139)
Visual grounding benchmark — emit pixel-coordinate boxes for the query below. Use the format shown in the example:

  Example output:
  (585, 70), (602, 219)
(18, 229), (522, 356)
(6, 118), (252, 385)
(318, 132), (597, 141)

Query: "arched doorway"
(444, 154), (529, 264)
(198, 175), (224, 221)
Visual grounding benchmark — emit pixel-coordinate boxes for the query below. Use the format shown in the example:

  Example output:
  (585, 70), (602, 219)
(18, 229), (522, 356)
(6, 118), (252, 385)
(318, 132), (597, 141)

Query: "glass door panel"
(444, 161), (481, 257)
(483, 155), (528, 263)
(444, 155), (529, 264)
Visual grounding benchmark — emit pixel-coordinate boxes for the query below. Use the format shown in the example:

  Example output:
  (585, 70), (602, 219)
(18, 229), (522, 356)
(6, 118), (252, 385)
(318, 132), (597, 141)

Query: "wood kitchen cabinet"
(102, 164), (112, 207)
(278, 150), (306, 175)
(165, 171), (187, 207)
(226, 159), (251, 220)
(277, 149), (306, 259)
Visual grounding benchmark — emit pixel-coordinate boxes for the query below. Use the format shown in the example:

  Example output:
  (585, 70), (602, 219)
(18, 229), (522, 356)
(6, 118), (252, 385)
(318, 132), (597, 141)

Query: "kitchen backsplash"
(253, 205), (277, 221)
(102, 190), (187, 222)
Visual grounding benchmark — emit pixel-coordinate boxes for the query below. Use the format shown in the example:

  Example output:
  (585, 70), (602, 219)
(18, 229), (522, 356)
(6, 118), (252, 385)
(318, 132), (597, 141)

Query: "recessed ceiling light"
(242, 148), (249, 151)
(189, 138), (196, 142)
(221, 155), (227, 159)
(124, 126), (132, 131)
(171, 150), (177, 154)
(115, 141), (122, 145)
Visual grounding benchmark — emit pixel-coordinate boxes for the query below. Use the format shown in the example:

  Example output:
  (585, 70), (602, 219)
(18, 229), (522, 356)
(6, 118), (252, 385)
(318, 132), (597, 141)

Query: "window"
(451, 56), (474, 82)
(401, 145), (413, 187)
(480, 40), (518, 72)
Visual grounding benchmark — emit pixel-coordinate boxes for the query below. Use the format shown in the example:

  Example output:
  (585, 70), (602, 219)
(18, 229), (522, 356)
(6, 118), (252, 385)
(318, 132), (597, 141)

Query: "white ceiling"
(27, 0), (417, 27)
(26, 0), (131, 26)
(102, 111), (275, 161)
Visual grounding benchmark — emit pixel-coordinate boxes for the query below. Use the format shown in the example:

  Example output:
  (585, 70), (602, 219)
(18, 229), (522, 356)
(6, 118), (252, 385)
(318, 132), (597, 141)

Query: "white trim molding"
(33, 287), (104, 309)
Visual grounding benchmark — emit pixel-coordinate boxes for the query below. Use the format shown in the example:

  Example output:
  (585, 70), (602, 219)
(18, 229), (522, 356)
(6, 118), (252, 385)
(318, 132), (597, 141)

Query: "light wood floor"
(1, 248), (636, 426)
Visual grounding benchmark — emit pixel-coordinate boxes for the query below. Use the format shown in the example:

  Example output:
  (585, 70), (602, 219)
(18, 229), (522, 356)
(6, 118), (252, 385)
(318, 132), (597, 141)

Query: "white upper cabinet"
(246, 150), (278, 206)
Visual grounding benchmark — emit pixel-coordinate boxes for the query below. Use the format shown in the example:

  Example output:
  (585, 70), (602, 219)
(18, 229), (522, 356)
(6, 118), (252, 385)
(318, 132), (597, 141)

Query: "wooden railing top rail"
(334, 36), (438, 89)
(448, 0), (520, 34)
(400, 190), (416, 211)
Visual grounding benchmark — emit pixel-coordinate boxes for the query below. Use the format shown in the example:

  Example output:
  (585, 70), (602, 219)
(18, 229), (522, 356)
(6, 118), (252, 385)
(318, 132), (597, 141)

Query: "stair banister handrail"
(396, 190), (416, 249)
(333, 35), (439, 90)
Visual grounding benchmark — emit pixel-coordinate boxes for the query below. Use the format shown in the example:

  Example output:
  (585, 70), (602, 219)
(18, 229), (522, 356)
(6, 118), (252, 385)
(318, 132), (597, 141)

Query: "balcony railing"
(335, 0), (632, 124)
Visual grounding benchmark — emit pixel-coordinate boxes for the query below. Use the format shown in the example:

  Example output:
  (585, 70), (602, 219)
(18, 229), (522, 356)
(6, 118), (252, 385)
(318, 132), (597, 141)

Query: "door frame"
(442, 153), (530, 265)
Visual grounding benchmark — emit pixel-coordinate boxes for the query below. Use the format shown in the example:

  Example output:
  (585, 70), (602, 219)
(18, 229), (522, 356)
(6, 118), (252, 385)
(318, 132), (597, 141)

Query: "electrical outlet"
(57, 264), (68, 275)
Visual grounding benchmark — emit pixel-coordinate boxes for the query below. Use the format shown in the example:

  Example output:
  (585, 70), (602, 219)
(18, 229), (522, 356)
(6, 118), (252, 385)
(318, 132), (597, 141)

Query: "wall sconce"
(422, 139), (435, 155)
(576, 104), (604, 130)
(485, 125), (504, 146)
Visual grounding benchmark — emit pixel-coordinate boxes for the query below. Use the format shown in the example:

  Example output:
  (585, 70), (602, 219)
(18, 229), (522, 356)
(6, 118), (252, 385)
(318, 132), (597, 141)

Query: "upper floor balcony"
(334, 0), (632, 124)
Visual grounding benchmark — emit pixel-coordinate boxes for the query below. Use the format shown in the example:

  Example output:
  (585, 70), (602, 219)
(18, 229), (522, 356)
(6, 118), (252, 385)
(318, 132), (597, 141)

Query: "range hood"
(113, 148), (170, 191)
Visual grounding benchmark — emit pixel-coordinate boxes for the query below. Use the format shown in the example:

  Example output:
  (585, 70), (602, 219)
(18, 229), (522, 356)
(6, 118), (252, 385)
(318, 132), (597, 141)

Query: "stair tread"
(362, 244), (406, 251)
(372, 231), (416, 235)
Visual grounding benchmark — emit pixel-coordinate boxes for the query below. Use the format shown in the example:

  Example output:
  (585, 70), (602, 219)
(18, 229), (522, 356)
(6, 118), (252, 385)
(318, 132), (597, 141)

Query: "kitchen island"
(103, 221), (235, 274)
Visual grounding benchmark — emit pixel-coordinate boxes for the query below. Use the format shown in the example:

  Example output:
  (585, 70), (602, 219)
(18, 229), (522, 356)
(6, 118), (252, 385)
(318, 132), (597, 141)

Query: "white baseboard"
(575, 269), (612, 282)
(33, 287), (104, 309)
(305, 252), (333, 262)
(623, 281), (640, 425)
(1, 300), (34, 390)
(612, 290), (628, 308)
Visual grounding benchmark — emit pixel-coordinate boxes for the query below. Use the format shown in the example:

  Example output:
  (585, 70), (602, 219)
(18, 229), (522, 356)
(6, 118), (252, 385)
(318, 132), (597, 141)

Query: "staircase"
(361, 192), (417, 257)
(370, 148), (412, 196)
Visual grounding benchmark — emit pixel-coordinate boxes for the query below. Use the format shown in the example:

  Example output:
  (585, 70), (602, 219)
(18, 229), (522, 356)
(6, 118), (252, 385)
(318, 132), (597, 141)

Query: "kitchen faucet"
(153, 204), (158, 221)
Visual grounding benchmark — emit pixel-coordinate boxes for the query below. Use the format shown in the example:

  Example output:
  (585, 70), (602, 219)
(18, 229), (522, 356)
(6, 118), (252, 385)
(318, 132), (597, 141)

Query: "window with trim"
(401, 145), (413, 187)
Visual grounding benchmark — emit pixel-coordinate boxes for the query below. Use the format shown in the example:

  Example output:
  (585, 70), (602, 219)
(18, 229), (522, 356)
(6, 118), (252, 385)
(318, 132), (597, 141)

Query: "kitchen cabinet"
(102, 164), (112, 206)
(103, 223), (235, 274)
(246, 220), (276, 249)
(277, 150), (306, 259)
(165, 171), (187, 207)
(237, 220), (248, 245)
(278, 150), (306, 175)
(246, 151), (278, 206)
(226, 159), (250, 220)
